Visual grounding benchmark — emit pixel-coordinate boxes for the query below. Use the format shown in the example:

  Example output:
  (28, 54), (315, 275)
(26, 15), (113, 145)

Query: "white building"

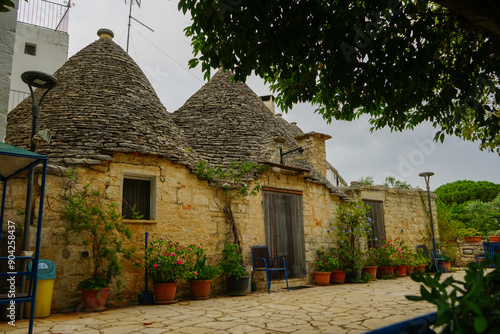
(1, 0), (70, 141)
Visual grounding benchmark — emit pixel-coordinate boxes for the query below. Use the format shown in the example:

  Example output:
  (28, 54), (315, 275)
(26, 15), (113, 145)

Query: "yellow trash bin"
(25, 260), (56, 318)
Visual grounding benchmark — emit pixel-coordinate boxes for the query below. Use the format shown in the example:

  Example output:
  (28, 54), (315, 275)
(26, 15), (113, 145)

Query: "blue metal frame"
(482, 242), (500, 268)
(251, 245), (289, 293)
(0, 143), (48, 334)
(430, 249), (448, 273)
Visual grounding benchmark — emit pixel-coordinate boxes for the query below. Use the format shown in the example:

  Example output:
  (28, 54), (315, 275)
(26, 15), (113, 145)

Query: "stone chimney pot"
(97, 28), (114, 40)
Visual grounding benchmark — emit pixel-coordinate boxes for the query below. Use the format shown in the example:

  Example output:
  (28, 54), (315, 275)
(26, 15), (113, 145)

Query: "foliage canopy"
(65, 183), (135, 290)
(178, 0), (500, 152)
(434, 180), (500, 206)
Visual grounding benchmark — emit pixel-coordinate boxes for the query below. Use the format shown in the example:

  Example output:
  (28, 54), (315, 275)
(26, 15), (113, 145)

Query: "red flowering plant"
(141, 238), (193, 283)
(376, 237), (399, 267)
(363, 246), (380, 267)
(392, 238), (410, 266)
(315, 247), (340, 272)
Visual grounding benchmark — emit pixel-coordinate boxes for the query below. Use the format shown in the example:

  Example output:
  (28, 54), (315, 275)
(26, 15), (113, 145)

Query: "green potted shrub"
(331, 199), (372, 282)
(65, 183), (135, 311)
(412, 249), (429, 273)
(219, 244), (250, 296)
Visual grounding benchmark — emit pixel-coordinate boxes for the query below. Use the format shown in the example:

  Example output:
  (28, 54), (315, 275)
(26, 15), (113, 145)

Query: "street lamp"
(419, 171), (437, 256)
(21, 71), (58, 252)
(279, 146), (304, 164)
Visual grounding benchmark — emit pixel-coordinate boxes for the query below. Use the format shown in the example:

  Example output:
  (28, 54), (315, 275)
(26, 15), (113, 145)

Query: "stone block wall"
(3, 153), (342, 311)
(456, 242), (484, 267)
(344, 183), (438, 251)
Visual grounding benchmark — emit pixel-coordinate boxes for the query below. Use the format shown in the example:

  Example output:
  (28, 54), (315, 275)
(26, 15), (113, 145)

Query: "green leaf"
(474, 316), (487, 333)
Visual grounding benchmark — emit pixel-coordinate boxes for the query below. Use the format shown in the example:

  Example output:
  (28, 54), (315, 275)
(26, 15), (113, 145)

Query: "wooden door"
(363, 199), (386, 247)
(263, 190), (306, 278)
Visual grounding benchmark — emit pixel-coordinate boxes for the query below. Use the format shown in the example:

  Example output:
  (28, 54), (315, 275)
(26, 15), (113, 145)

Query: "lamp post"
(20, 71), (57, 253)
(279, 146), (304, 164)
(419, 171), (437, 256)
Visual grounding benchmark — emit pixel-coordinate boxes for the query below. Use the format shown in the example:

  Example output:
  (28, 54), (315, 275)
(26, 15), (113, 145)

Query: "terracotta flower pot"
(331, 270), (346, 284)
(464, 236), (482, 242)
(444, 261), (451, 272)
(394, 265), (406, 277)
(361, 266), (377, 280)
(314, 271), (331, 286)
(190, 280), (212, 300)
(153, 282), (178, 304)
(378, 266), (394, 278)
(489, 236), (500, 242)
(406, 266), (415, 275)
(414, 264), (426, 273)
(81, 287), (110, 312)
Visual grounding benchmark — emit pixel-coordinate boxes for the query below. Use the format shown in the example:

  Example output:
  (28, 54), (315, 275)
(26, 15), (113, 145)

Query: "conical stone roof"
(172, 70), (350, 199)
(173, 70), (302, 167)
(6, 30), (196, 166)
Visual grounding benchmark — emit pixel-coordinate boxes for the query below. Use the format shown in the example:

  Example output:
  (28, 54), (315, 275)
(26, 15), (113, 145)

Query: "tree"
(178, 0), (500, 151)
(434, 180), (500, 206)
(0, 0), (15, 12)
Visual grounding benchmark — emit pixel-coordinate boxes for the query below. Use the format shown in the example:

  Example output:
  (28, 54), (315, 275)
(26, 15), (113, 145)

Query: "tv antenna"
(125, 0), (154, 53)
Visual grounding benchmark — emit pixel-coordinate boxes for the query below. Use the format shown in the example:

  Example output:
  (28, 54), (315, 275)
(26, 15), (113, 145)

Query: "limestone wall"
(344, 183), (438, 251)
(456, 242), (484, 266)
(3, 153), (342, 311)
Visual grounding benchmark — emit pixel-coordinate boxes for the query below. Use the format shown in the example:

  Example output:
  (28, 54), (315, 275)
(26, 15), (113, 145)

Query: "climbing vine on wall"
(195, 160), (269, 252)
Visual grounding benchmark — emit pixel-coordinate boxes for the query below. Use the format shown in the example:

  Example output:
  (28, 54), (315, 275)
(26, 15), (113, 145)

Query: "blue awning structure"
(0, 142), (48, 181)
(0, 142), (48, 334)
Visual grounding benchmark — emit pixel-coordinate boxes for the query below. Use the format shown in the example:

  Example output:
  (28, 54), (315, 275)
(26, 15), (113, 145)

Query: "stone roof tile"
(6, 33), (196, 166)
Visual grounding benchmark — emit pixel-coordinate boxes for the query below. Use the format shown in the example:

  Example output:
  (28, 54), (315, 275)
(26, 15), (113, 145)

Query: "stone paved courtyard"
(0, 271), (466, 334)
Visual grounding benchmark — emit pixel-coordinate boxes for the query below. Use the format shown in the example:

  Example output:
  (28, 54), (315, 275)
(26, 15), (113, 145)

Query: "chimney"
(295, 132), (331, 178)
(260, 95), (275, 115)
(97, 28), (114, 40)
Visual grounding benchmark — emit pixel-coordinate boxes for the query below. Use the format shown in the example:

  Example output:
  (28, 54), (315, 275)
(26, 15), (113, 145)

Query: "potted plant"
(331, 199), (372, 282)
(376, 237), (397, 278)
(314, 248), (337, 286)
(393, 239), (409, 277)
(219, 244), (250, 296)
(412, 249), (429, 273)
(488, 230), (500, 242)
(186, 245), (220, 299)
(463, 228), (483, 242)
(65, 183), (135, 312)
(442, 253), (452, 272)
(362, 246), (379, 280)
(143, 238), (191, 304)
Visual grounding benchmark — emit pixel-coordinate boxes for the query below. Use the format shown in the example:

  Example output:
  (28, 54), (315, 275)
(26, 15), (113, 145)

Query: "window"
(24, 43), (37, 56)
(122, 176), (156, 220)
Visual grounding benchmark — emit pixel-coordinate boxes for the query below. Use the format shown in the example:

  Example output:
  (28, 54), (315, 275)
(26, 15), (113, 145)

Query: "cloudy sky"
(62, 0), (499, 190)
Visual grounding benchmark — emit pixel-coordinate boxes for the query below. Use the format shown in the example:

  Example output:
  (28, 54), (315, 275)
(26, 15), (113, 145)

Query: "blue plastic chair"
(251, 246), (289, 293)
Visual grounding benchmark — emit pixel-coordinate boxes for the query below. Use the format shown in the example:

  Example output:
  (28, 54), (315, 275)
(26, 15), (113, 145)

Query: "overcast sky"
(64, 0), (500, 190)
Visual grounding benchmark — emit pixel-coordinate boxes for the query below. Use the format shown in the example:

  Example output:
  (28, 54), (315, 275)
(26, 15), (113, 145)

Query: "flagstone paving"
(0, 271), (466, 334)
